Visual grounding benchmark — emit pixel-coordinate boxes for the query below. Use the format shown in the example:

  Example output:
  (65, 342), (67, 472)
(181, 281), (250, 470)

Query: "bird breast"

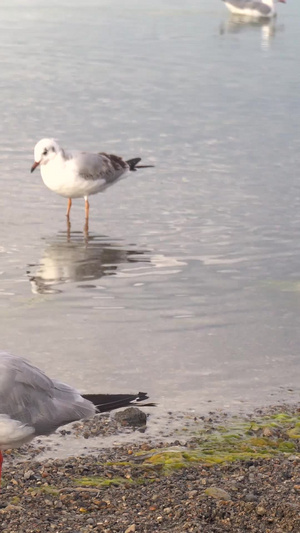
(40, 156), (107, 199)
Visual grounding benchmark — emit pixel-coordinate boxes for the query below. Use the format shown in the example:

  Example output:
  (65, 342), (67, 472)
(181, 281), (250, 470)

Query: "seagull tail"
(126, 158), (155, 171)
(82, 391), (156, 412)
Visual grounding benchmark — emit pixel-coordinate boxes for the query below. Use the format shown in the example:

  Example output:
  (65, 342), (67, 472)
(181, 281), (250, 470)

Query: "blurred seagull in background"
(222, 0), (286, 18)
(31, 138), (154, 225)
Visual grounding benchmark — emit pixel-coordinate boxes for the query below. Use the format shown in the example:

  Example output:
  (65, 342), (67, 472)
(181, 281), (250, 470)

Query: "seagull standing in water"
(222, 0), (286, 18)
(0, 351), (150, 485)
(31, 139), (154, 225)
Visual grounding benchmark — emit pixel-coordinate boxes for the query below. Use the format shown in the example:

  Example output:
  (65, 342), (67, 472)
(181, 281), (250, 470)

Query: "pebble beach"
(1, 404), (299, 533)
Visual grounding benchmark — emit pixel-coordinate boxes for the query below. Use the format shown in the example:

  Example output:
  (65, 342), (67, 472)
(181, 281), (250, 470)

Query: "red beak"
(31, 161), (40, 173)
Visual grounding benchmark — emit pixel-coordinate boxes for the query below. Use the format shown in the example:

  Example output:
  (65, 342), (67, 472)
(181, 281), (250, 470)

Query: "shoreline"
(1, 403), (299, 532)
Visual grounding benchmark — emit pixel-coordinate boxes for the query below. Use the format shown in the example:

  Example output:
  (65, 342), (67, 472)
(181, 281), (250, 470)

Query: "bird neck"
(60, 148), (72, 161)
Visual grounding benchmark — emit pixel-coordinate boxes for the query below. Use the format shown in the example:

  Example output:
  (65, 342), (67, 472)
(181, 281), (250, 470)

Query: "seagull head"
(31, 138), (61, 172)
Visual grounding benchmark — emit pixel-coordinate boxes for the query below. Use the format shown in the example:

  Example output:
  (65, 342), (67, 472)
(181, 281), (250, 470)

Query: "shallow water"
(0, 0), (300, 413)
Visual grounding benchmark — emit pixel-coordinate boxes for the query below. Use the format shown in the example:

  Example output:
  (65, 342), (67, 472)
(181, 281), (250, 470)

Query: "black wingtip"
(126, 157), (141, 171)
(126, 158), (154, 171)
(82, 391), (155, 412)
(136, 391), (148, 402)
(134, 165), (155, 169)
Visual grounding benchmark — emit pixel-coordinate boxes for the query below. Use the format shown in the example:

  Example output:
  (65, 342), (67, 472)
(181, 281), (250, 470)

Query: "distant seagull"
(222, 0), (286, 18)
(0, 350), (151, 485)
(31, 139), (154, 224)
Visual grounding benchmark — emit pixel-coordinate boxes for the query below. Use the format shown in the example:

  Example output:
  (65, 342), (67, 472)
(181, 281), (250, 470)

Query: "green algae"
(10, 496), (21, 505)
(104, 461), (131, 467)
(29, 485), (60, 496)
(287, 425), (300, 439)
(72, 410), (300, 485)
(138, 410), (300, 472)
(75, 476), (133, 488)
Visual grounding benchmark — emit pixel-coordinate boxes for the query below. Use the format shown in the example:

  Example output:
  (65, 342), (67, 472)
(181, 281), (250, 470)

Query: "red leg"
(66, 198), (72, 218)
(0, 451), (3, 486)
(84, 197), (90, 221)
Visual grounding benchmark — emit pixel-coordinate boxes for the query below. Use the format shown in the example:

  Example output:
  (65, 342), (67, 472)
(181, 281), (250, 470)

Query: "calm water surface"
(0, 0), (300, 414)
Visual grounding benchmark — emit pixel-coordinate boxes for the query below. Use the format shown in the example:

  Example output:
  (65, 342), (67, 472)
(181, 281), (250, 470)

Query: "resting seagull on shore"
(0, 351), (150, 485)
(31, 138), (154, 224)
(222, 0), (286, 18)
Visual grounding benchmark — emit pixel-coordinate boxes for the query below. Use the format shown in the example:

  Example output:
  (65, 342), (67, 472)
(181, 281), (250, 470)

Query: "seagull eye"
(43, 149), (48, 156)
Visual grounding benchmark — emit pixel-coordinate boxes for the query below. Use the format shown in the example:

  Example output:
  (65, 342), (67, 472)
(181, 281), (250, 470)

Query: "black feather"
(126, 158), (154, 171)
(82, 391), (156, 412)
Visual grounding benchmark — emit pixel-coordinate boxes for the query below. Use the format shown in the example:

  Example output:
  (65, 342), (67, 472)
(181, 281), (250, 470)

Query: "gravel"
(1, 404), (299, 533)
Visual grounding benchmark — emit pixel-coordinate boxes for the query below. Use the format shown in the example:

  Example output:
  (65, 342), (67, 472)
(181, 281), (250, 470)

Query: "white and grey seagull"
(222, 0), (286, 18)
(31, 138), (154, 224)
(0, 351), (150, 485)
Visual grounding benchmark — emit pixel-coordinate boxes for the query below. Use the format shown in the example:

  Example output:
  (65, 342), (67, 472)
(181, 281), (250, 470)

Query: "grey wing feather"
(0, 352), (95, 436)
(76, 152), (128, 184)
(223, 0), (246, 5)
(247, 1), (271, 13)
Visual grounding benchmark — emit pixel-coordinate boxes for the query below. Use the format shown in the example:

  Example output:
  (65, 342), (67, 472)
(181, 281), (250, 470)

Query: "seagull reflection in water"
(27, 230), (150, 295)
(220, 16), (284, 50)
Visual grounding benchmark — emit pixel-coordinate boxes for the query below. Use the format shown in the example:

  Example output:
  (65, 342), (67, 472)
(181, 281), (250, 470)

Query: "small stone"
(0, 504), (23, 513)
(24, 470), (35, 480)
(256, 505), (266, 516)
(140, 443), (151, 451)
(245, 493), (258, 502)
(205, 487), (232, 501)
(262, 427), (273, 437)
(114, 407), (147, 427)
(125, 525), (136, 533)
